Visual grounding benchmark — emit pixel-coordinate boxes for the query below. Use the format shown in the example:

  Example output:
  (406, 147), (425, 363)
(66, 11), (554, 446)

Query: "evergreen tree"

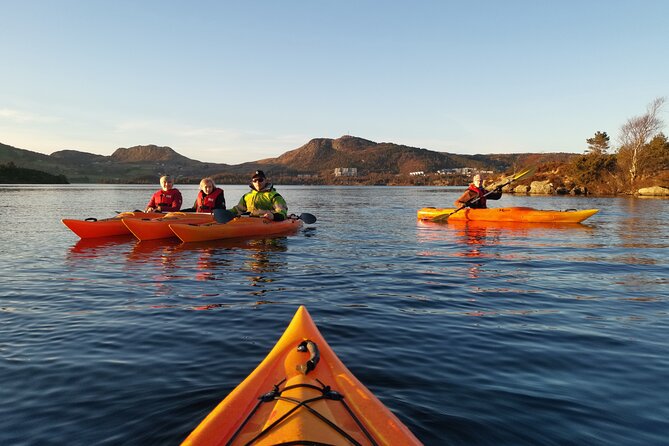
(644, 133), (669, 172)
(586, 131), (610, 155)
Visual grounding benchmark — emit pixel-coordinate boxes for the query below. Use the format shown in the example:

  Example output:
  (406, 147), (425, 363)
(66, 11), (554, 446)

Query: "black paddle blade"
(298, 213), (317, 224)
(213, 209), (235, 224)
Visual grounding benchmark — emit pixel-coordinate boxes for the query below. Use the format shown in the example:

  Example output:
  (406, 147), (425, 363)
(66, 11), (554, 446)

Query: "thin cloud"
(0, 108), (59, 124)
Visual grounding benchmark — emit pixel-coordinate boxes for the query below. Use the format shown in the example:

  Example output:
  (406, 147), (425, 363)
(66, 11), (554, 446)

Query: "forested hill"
(0, 162), (69, 184)
(0, 142), (230, 183)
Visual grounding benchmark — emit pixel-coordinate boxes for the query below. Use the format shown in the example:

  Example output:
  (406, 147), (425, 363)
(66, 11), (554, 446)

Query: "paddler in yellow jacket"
(229, 170), (288, 221)
(454, 173), (502, 209)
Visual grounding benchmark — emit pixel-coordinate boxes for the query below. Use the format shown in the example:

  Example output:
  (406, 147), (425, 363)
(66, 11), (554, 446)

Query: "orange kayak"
(417, 206), (598, 223)
(181, 306), (422, 446)
(62, 211), (164, 238)
(123, 212), (214, 241)
(169, 216), (303, 243)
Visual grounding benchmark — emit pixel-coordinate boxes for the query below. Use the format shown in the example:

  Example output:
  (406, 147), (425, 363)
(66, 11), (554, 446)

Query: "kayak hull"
(170, 217), (303, 243)
(62, 211), (164, 238)
(181, 306), (421, 446)
(417, 206), (598, 223)
(122, 212), (214, 241)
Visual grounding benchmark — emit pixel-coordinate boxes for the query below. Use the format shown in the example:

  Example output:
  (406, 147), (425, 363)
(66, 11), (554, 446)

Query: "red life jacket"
(149, 189), (182, 212)
(467, 184), (488, 208)
(196, 187), (224, 212)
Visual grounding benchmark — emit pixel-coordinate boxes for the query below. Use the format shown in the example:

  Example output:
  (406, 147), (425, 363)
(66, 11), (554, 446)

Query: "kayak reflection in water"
(454, 173), (502, 209)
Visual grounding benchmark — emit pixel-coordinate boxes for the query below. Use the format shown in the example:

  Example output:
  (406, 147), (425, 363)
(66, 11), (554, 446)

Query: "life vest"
(234, 185), (288, 218)
(196, 187), (224, 212)
(149, 189), (182, 211)
(467, 184), (487, 208)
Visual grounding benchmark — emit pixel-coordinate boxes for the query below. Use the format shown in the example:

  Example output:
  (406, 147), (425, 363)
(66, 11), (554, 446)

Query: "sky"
(1, 0), (668, 165)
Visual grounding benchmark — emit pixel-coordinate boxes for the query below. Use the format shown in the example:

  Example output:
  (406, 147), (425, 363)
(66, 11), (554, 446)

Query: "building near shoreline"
(334, 167), (358, 177)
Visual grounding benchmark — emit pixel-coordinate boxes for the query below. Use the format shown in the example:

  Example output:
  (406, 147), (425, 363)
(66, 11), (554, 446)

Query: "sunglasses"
(252, 178), (265, 183)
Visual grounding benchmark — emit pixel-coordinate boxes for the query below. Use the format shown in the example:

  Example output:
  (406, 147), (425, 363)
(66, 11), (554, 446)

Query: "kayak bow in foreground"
(181, 306), (422, 446)
(417, 207), (598, 223)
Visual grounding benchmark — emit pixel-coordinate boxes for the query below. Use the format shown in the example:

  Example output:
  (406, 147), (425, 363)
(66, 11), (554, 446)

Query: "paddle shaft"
(214, 209), (317, 224)
(441, 186), (501, 219)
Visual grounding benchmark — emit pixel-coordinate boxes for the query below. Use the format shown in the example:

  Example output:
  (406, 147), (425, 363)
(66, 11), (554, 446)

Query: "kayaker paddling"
(454, 173), (502, 209)
(430, 167), (535, 222)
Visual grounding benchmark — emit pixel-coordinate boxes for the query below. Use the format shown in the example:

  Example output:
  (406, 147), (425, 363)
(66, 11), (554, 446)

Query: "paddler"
(454, 173), (502, 209)
(228, 170), (288, 220)
(181, 177), (226, 213)
(144, 175), (183, 213)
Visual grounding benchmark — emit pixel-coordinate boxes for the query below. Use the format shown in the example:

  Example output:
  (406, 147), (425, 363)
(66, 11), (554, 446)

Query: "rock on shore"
(506, 180), (588, 196)
(638, 186), (669, 196)
(529, 180), (554, 195)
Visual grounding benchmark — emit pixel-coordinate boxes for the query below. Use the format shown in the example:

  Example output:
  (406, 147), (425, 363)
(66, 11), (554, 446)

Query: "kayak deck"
(181, 306), (421, 446)
(417, 206), (598, 223)
(62, 211), (164, 238)
(122, 212), (214, 241)
(170, 216), (303, 243)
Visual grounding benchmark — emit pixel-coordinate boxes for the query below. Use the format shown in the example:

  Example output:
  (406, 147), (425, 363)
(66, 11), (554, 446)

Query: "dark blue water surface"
(1, 184), (668, 445)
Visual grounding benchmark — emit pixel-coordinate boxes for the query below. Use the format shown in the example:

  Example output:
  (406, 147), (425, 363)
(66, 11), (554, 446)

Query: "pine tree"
(585, 131), (610, 155)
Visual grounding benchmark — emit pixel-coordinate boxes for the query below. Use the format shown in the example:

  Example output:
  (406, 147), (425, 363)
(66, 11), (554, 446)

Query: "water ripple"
(1, 186), (667, 445)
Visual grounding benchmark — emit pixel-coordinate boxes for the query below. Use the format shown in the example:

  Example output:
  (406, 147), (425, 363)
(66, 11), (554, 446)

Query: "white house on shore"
(334, 167), (358, 177)
(437, 167), (493, 176)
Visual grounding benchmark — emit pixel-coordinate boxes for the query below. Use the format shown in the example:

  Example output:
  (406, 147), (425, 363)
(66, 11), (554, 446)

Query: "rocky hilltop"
(110, 145), (191, 163)
(261, 135), (483, 174)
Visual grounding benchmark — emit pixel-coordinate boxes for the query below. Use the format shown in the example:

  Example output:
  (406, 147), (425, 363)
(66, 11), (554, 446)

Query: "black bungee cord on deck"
(225, 340), (379, 446)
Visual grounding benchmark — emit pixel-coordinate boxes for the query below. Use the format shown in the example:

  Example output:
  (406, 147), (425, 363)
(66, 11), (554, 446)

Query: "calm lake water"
(1, 184), (668, 445)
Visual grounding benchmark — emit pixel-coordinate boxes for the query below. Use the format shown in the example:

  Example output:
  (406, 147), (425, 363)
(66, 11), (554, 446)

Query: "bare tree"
(617, 97), (666, 188)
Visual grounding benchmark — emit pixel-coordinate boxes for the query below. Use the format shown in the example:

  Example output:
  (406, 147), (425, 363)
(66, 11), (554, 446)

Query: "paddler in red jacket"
(454, 173), (502, 209)
(182, 177), (226, 212)
(144, 175), (183, 212)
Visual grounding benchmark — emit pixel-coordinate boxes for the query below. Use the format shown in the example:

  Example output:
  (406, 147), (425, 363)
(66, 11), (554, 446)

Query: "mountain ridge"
(1, 137), (575, 183)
